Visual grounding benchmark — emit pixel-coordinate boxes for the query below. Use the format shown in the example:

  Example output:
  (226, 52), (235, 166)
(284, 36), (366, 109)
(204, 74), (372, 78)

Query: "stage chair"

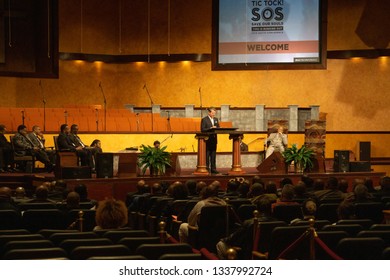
(265, 120), (288, 154)
(59, 238), (113, 255)
(70, 244), (131, 260)
(3, 247), (68, 260)
(136, 243), (193, 260)
(336, 237), (385, 260)
(118, 236), (160, 254)
(10, 136), (36, 172)
(0, 210), (22, 230)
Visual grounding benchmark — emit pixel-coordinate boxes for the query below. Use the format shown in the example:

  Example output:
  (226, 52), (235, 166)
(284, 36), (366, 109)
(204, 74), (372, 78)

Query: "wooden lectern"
(194, 129), (245, 175)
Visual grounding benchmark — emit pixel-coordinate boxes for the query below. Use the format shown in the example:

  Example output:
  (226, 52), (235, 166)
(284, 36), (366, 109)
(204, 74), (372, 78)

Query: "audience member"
(263, 180), (278, 202)
(0, 187), (19, 211)
(179, 184), (226, 243)
(12, 186), (30, 204)
(338, 179), (349, 193)
(248, 183), (265, 199)
(58, 191), (80, 213)
(222, 179), (240, 198)
(271, 184), (299, 211)
(94, 198), (128, 230)
(337, 200), (356, 220)
(314, 177), (344, 201)
(290, 198), (317, 224)
(185, 180), (198, 197)
(27, 185), (56, 204)
(74, 184), (97, 206)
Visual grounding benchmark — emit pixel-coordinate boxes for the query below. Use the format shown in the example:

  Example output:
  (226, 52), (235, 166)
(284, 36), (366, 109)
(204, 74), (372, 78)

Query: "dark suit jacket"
(0, 134), (12, 149)
(201, 116), (220, 146)
(57, 132), (76, 152)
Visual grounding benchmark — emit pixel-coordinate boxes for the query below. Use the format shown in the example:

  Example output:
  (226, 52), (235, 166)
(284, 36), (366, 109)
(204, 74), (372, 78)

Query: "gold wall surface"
(0, 0), (389, 132)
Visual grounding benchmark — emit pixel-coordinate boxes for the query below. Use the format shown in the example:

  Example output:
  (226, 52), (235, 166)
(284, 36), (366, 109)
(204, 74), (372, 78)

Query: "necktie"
(76, 135), (85, 148)
(35, 134), (44, 148)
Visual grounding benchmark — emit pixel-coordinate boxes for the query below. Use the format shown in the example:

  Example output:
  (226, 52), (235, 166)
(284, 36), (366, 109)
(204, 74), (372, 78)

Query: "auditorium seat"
(322, 224), (363, 237)
(0, 234), (45, 256)
(88, 255), (147, 260)
(102, 230), (149, 243)
(370, 224), (390, 231)
(316, 231), (349, 259)
(267, 225), (309, 259)
(159, 253), (202, 260)
(383, 247), (390, 260)
(357, 230), (390, 247)
(19, 202), (57, 211)
(67, 209), (96, 231)
(292, 219), (331, 230)
(237, 204), (257, 221)
(2, 240), (55, 257)
(59, 238), (113, 255)
(118, 237), (160, 254)
(317, 203), (340, 223)
(337, 219), (374, 230)
(3, 247), (68, 260)
(273, 204), (303, 223)
(354, 202), (384, 224)
(336, 237), (385, 260)
(0, 210), (22, 230)
(38, 229), (79, 239)
(135, 243), (193, 260)
(70, 244), (131, 260)
(49, 231), (99, 246)
(0, 229), (30, 235)
(22, 209), (67, 233)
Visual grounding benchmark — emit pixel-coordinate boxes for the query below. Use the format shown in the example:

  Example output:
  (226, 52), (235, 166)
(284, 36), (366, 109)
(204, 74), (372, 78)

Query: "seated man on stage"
(28, 125), (56, 165)
(0, 124), (15, 172)
(69, 124), (99, 169)
(201, 107), (220, 174)
(265, 125), (288, 158)
(57, 124), (89, 167)
(13, 125), (54, 172)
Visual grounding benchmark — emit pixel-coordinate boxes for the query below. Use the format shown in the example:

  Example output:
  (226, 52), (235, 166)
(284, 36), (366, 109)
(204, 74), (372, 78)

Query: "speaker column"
(96, 153), (114, 178)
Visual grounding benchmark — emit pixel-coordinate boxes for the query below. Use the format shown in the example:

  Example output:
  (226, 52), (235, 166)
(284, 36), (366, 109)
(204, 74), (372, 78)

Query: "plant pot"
(294, 161), (304, 173)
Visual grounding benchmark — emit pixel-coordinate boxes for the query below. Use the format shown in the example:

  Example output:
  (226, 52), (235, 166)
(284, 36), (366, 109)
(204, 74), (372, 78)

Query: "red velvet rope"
(314, 237), (343, 260)
(277, 231), (310, 259)
(200, 248), (219, 260)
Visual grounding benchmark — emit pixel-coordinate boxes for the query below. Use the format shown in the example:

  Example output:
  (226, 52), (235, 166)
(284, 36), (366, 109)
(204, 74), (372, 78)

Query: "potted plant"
(282, 144), (315, 173)
(137, 144), (172, 176)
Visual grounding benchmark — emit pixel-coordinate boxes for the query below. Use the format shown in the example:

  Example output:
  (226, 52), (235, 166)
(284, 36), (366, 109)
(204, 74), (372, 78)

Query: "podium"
(193, 129), (245, 175)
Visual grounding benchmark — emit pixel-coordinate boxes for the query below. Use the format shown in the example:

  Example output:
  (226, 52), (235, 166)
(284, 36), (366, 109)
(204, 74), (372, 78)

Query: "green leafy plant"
(282, 144), (315, 172)
(137, 144), (172, 176)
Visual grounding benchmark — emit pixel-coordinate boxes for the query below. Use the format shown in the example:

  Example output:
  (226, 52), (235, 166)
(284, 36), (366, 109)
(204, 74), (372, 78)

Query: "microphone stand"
(95, 108), (99, 131)
(143, 83), (154, 132)
(64, 110), (68, 124)
(199, 87), (203, 118)
(21, 110), (25, 125)
(99, 82), (107, 132)
(39, 80), (46, 131)
(166, 110), (172, 132)
(136, 113), (140, 132)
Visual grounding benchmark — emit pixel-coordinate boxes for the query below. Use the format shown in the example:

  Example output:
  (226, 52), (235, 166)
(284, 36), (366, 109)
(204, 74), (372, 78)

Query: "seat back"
(268, 226), (309, 260)
(49, 231), (99, 246)
(0, 234), (45, 256)
(19, 202), (57, 211)
(59, 238), (113, 254)
(136, 243), (193, 260)
(354, 202), (384, 224)
(159, 253), (202, 260)
(273, 204), (303, 223)
(67, 209), (96, 231)
(337, 219), (374, 230)
(322, 224), (363, 237)
(317, 203), (340, 223)
(22, 209), (67, 233)
(357, 230), (390, 247)
(336, 237), (385, 260)
(70, 244), (130, 260)
(3, 240), (55, 256)
(38, 229), (79, 239)
(316, 231), (349, 259)
(292, 219), (331, 230)
(0, 229), (30, 235)
(3, 247), (68, 260)
(102, 230), (149, 243)
(237, 204), (257, 221)
(0, 210), (22, 230)
(197, 205), (230, 253)
(118, 237), (160, 254)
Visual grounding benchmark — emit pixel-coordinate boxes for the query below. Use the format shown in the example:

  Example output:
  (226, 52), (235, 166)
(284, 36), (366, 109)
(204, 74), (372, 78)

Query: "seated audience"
(12, 186), (30, 205)
(0, 187), (19, 211)
(26, 185), (56, 204)
(74, 184), (97, 206)
(271, 184), (300, 211)
(290, 198), (317, 224)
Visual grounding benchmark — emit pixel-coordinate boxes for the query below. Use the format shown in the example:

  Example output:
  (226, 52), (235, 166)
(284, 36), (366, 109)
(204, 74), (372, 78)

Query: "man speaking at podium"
(201, 107), (220, 174)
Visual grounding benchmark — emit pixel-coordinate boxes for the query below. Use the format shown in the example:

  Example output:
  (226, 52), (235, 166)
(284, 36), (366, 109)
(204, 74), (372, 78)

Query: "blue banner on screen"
(213, 0), (327, 70)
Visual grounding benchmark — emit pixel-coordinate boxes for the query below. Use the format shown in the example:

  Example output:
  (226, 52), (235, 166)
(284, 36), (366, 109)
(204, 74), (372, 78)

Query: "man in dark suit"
(0, 124), (15, 172)
(13, 125), (54, 172)
(57, 123), (89, 166)
(69, 124), (97, 169)
(201, 107), (220, 174)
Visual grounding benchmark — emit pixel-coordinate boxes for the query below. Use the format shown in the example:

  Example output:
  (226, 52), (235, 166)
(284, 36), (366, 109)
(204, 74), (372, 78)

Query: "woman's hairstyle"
(90, 139), (101, 147)
(95, 198), (128, 229)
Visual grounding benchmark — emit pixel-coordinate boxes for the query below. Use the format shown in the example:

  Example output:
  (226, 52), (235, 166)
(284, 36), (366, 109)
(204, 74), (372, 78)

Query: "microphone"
(199, 87), (201, 93)
(143, 83), (146, 89)
(192, 144), (195, 152)
(99, 82), (102, 88)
